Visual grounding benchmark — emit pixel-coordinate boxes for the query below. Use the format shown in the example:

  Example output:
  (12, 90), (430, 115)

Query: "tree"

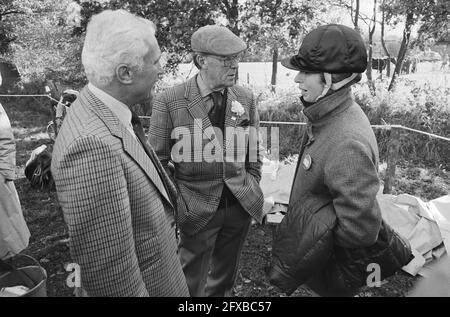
(380, 0), (432, 91)
(0, 0), (28, 54)
(380, 0), (392, 77)
(416, 0), (450, 46)
(366, 0), (377, 94)
(215, 0), (241, 35)
(239, 0), (322, 90)
(6, 0), (81, 85)
(351, 0), (360, 30)
(72, 0), (218, 71)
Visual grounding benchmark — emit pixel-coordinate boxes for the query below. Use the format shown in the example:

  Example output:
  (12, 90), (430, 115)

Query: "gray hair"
(81, 9), (157, 87)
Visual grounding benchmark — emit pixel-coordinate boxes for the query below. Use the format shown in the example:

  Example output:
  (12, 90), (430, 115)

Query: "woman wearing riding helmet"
(268, 24), (412, 296)
(286, 24), (382, 248)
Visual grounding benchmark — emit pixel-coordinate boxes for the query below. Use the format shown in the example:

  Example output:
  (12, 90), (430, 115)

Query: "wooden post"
(383, 128), (401, 194)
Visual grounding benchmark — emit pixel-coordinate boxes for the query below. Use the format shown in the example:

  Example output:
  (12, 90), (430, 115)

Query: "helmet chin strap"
(314, 72), (358, 102)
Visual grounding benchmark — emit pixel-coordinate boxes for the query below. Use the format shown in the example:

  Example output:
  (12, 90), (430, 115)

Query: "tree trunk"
(367, 42), (375, 94)
(220, 0), (240, 82)
(383, 128), (401, 194)
(366, 0), (377, 95)
(271, 45), (278, 92)
(221, 0), (240, 36)
(380, 3), (392, 78)
(388, 12), (413, 91)
(354, 0), (360, 31)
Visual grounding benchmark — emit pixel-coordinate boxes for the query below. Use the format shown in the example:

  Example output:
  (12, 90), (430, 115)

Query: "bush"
(355, 79), (450, 168)
(259, 79), (450, 169)
(258, 90), (306, 160)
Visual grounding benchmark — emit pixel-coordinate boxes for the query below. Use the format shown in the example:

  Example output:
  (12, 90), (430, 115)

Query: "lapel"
(81, 87), (172, 206)
(185, 76), (221, 148)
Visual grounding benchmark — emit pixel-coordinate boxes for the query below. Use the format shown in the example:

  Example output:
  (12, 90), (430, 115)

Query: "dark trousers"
(179, 202), (252, 297)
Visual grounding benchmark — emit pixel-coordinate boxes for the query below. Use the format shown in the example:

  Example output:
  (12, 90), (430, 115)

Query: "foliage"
(258, 91), (306, 159)
(416, 0), (450, 45)
(379, 0), (433, 90)
(259, 80), (450, 168)
(0, 0), (26, 54)
(2, 0), (84, 87)
(72, 0), (218, 72)
(239, 0), (317, 62)
(354, 79), (450, 168)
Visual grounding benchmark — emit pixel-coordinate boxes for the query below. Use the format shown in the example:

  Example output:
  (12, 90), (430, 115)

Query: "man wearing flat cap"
(149, 25), (264, 297)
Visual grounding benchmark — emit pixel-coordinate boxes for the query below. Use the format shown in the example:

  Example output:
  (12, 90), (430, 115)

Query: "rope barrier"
(1, 94), (448, 142)
(260, 121), (306, 126)
(260, 121), (450, 142)
(0, 94), (60, 103)
(398, 126), (450, 142)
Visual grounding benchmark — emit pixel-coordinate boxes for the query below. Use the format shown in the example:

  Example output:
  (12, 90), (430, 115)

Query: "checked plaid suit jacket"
(51, 87), (189, 297)
(149, 76), (264, 236)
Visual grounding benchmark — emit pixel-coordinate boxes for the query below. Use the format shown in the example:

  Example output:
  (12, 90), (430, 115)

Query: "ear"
(196, 55), (208, 69)
(115, 64), (133, 85)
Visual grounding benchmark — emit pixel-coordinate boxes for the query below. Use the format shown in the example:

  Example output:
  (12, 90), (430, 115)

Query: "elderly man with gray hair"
(51, 9), (188, 297)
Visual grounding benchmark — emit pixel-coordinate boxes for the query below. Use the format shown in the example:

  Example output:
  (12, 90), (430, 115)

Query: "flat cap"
(191, 25), (246, 56)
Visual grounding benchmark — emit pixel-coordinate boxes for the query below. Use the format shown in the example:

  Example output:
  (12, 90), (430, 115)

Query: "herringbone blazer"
(149, 76), (264, 236)
(51, 87), (189, 297)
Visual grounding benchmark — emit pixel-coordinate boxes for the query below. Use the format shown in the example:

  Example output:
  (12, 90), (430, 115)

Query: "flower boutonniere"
(231, 101), (245, 120)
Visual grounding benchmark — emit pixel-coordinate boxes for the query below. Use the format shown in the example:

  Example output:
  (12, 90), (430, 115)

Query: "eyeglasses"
(206, 54), (242, 67)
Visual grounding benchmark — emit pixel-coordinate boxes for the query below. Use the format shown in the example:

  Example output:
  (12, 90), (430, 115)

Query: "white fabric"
(331, 73), (358, 90)
(261, 158), (450, 277)
(315, 72), (359, 102)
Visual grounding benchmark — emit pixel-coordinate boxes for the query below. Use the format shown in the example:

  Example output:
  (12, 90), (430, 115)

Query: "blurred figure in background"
(0, 79), (30, 262)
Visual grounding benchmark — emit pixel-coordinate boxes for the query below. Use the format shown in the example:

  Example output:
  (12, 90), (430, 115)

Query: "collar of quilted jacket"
(302, 87), (353, 124)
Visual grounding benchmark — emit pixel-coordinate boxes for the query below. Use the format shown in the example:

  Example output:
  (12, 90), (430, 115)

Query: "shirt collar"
(88, 83), (132, 129)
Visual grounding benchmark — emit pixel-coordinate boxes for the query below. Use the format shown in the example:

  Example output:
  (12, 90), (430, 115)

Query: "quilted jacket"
(268, 88), (413, 295)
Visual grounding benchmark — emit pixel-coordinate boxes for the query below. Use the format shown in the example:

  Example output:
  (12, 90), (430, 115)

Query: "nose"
(294, 72), (303, 83)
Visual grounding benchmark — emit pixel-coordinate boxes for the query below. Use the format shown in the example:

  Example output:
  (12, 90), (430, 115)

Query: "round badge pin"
(302, 154), (312, 170)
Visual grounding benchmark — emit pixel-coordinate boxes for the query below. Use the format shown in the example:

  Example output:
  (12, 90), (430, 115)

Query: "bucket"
(0, 254), (47, 297)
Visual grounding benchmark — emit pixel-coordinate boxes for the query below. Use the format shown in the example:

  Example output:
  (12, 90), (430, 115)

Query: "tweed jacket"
(51, 87), (189, 297)
(290, 87), (382, 249)
(149, 75), (264, 236)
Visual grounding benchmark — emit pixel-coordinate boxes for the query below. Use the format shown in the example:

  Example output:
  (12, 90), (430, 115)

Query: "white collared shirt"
(88, 83), (136, 138)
